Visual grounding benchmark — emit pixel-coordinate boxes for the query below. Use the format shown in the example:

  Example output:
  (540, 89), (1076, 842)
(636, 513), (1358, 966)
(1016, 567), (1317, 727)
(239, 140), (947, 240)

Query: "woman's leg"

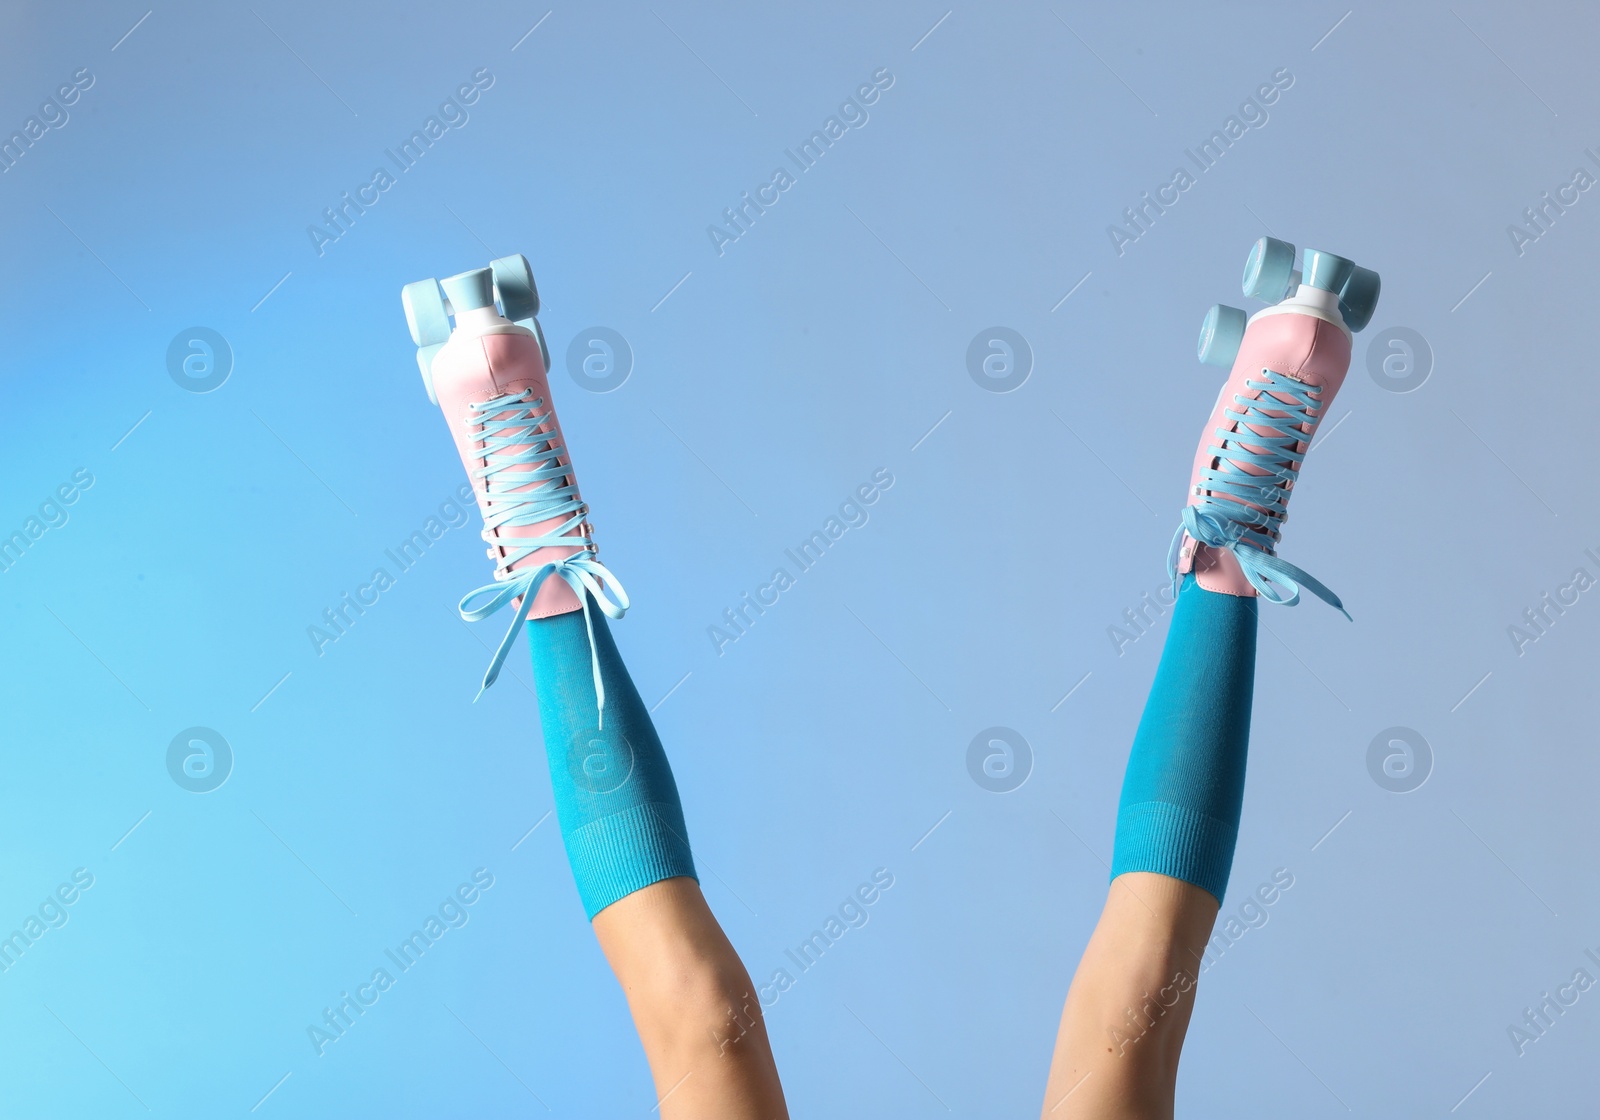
(1041, 873), (1217, 1116)
(594, 880), (788, 1118)
(528, 606), (789, 1119)
(1041, 574), (1254, 1118)
(1041, 246), (1366, 1118)
(407, 260), (787, 1117)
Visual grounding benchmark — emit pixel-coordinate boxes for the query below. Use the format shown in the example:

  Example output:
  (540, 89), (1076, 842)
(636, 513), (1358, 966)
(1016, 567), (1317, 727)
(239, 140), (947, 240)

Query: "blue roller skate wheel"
(402, 278), (451, 404)
(1301, 248), (1355, 296)
(1338, 265), (1381, 333)
(1198, 304), (1247, 368)
(1241, 235), (1292, 299)
(491, 254), (540, 323)
(1242, 236), (1297, 303)
(530, 316), (551, 373)
(402, 279), (449, 347)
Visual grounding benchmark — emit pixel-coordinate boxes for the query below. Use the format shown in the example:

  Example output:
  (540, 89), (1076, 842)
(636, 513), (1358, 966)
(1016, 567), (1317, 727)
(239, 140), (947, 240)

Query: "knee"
(631, 954), (768, 1059)
(1082, 961), (1201, 1067)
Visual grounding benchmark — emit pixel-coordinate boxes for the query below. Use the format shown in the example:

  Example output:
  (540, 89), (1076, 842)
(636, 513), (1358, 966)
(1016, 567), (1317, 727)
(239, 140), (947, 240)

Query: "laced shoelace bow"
(456, 389), (629, 722)
(1166, 368), (1349, 618)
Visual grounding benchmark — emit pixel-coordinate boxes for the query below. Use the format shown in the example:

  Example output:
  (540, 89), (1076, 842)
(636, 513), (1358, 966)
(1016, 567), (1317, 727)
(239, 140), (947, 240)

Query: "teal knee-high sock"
(1110, 574), (1257, 903)
(527, 599), (697, 919)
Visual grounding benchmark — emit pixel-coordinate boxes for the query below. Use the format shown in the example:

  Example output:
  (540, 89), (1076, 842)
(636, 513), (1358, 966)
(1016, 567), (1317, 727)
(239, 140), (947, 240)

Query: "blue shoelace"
(1166, 367), (1349, 618)
(456, 389), (629, 721)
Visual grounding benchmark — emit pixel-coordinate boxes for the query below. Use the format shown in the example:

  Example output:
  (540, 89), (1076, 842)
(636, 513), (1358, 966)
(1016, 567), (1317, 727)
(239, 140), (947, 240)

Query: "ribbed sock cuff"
(565, 801), (698, 920)
(1110, 800), (1238, 903)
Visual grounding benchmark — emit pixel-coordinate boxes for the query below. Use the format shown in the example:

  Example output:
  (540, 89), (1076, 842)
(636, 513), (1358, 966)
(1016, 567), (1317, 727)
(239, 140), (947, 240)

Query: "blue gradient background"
(2, 2), (1597, 1116)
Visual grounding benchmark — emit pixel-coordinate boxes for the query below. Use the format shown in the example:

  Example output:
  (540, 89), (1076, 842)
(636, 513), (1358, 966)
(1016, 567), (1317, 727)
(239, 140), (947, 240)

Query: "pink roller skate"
(401, 255), (628, 709)
(1171, 238), (1380, 614)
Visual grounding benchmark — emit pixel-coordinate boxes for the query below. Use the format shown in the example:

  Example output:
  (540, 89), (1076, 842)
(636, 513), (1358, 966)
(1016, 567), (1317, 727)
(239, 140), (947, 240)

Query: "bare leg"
(593, 877), (789, 1119)
(1040, 873), (1218, 1119)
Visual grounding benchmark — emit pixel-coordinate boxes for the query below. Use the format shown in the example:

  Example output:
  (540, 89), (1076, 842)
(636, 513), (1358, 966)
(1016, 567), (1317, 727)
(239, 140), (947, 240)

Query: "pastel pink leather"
(1177, 311), (1351, 596)
(430, 330), (586, 618)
